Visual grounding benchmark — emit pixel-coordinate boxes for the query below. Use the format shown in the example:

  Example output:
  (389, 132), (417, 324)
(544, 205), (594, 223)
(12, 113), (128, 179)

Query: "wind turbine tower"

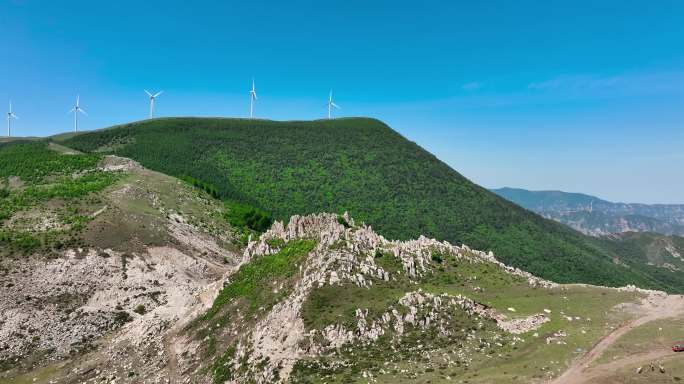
(69, 95), (87, 132)
(6, 101), (18, 137)
(145, 90), (163, 118)
(327, 90), (341, 119)
(249, 79), (257, 118)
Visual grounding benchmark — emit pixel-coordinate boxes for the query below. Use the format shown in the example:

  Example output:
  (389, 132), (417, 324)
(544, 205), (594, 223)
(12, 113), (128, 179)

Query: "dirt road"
(551, 293), (684, 384)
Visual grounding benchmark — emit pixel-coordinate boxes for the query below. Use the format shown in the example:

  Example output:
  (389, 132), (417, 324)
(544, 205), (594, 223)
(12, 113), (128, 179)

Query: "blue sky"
(1, 0), (683, 203)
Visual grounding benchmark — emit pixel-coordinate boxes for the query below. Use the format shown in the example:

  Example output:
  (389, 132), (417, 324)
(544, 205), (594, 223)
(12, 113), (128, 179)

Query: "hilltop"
(492, 187), (684, 236)
(57, 117), (682, 292)
(2, 141), (684, 383)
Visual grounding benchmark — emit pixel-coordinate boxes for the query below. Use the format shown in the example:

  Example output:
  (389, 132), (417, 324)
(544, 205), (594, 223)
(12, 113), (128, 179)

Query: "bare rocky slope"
(0, 148), (243, 382)
(2, 145), (683, 384)
(8, 209), (676, 384)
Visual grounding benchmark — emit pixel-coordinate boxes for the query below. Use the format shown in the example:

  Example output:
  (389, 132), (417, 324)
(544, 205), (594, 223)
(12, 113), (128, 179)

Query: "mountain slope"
(492, 187), (684, 236)
(0, 140), (244, 381)
(596, 232), (684, 286)
(3, 141), (684, 383)
(179, 213), (657, 384)
(56, 117), (680, 291)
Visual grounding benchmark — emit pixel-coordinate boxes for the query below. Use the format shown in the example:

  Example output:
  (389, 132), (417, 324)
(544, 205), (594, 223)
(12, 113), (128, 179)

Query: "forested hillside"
(58, 117), (684, 291)
(595, 232), (684, 289)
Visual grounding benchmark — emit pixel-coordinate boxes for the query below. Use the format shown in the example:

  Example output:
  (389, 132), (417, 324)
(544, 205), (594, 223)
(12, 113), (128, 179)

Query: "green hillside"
(491, 187), (606, 210)
(57, 117), (681, 291)
(596, 232), (684, 288)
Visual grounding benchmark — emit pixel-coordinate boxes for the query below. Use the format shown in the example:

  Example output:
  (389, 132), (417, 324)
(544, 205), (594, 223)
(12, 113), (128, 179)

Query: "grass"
(296, 245), (643, 384)
(191, 240), (316, 383)
(79, 168), (238, 254)
(57, 117), (680, 291)
(299, 282), (641, 384)
(0, 141), (119, 253)
(585, 354), (684, 383)
(204, 239), (317, 320)
(0, 364), (61, 384)
(0, 140), (101, 183)
(594, 316), (684, 365)
(302, 284), (406, 330)
(210, 345), (236, 384)
(417, 255), (642, 382)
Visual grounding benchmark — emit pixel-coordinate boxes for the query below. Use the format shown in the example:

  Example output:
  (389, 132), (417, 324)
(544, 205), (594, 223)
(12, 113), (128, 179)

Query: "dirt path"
(580, 349), (681, 382)
(551, 293), (684, 384)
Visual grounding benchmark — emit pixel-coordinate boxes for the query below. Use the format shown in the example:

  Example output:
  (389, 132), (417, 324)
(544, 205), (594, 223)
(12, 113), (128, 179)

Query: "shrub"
(113, 311), (133, 324)
(181, 175), (221, 199)
(431, 252), (444, 264)
(337, 215), (351, 228)
(224, 201), (273, 233)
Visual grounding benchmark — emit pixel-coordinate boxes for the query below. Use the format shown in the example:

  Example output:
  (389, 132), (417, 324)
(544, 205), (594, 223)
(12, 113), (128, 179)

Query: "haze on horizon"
(1, 0), (682, 204)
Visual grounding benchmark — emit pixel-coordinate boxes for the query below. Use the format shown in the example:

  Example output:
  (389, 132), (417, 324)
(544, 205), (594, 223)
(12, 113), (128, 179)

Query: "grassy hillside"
(57, 117), (681, 291)
(186, 213), (646, 384)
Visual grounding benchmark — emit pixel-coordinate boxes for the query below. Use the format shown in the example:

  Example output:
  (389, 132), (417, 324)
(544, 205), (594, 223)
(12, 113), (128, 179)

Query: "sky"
(1, 0), (683, 204)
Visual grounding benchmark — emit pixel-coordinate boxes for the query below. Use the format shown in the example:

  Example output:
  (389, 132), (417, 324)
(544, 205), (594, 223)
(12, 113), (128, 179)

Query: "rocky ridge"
(181, 213), (557, 383)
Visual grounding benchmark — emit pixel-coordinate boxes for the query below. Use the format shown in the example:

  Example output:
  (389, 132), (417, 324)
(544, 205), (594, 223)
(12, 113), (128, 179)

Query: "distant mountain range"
(492, 187), (684, 236)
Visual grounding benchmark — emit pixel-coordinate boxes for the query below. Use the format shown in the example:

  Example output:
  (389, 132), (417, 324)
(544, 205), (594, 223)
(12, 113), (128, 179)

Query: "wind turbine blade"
(154, 91), (164, 98)
(332, 103), (341, 109)
(76, 95), (80, 107)
(79, 108), (88, 115)
(145, 90), (153, 97)
(68, 107), (76, 114)
(11, 113), (18, 119)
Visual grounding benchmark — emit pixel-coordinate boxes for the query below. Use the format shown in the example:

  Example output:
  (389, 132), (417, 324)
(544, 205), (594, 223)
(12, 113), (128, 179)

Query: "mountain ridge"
(492, 187), (684, 236)
(3, 140), (684, 383)
(53, 117), (684, 292)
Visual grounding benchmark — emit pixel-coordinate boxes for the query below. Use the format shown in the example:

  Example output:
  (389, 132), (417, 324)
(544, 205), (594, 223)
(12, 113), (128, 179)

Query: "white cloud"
(461, 82), (483, 91)
(527, 71), (684, 96)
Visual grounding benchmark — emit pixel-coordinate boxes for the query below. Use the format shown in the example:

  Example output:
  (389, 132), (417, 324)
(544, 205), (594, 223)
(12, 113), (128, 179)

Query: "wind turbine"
(327, 90), (341, 119)
(69, 95), (87, 132)
(6, 101), (18, 137)
(249, 78), (257, 118)
(145, 90), (163, 118)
